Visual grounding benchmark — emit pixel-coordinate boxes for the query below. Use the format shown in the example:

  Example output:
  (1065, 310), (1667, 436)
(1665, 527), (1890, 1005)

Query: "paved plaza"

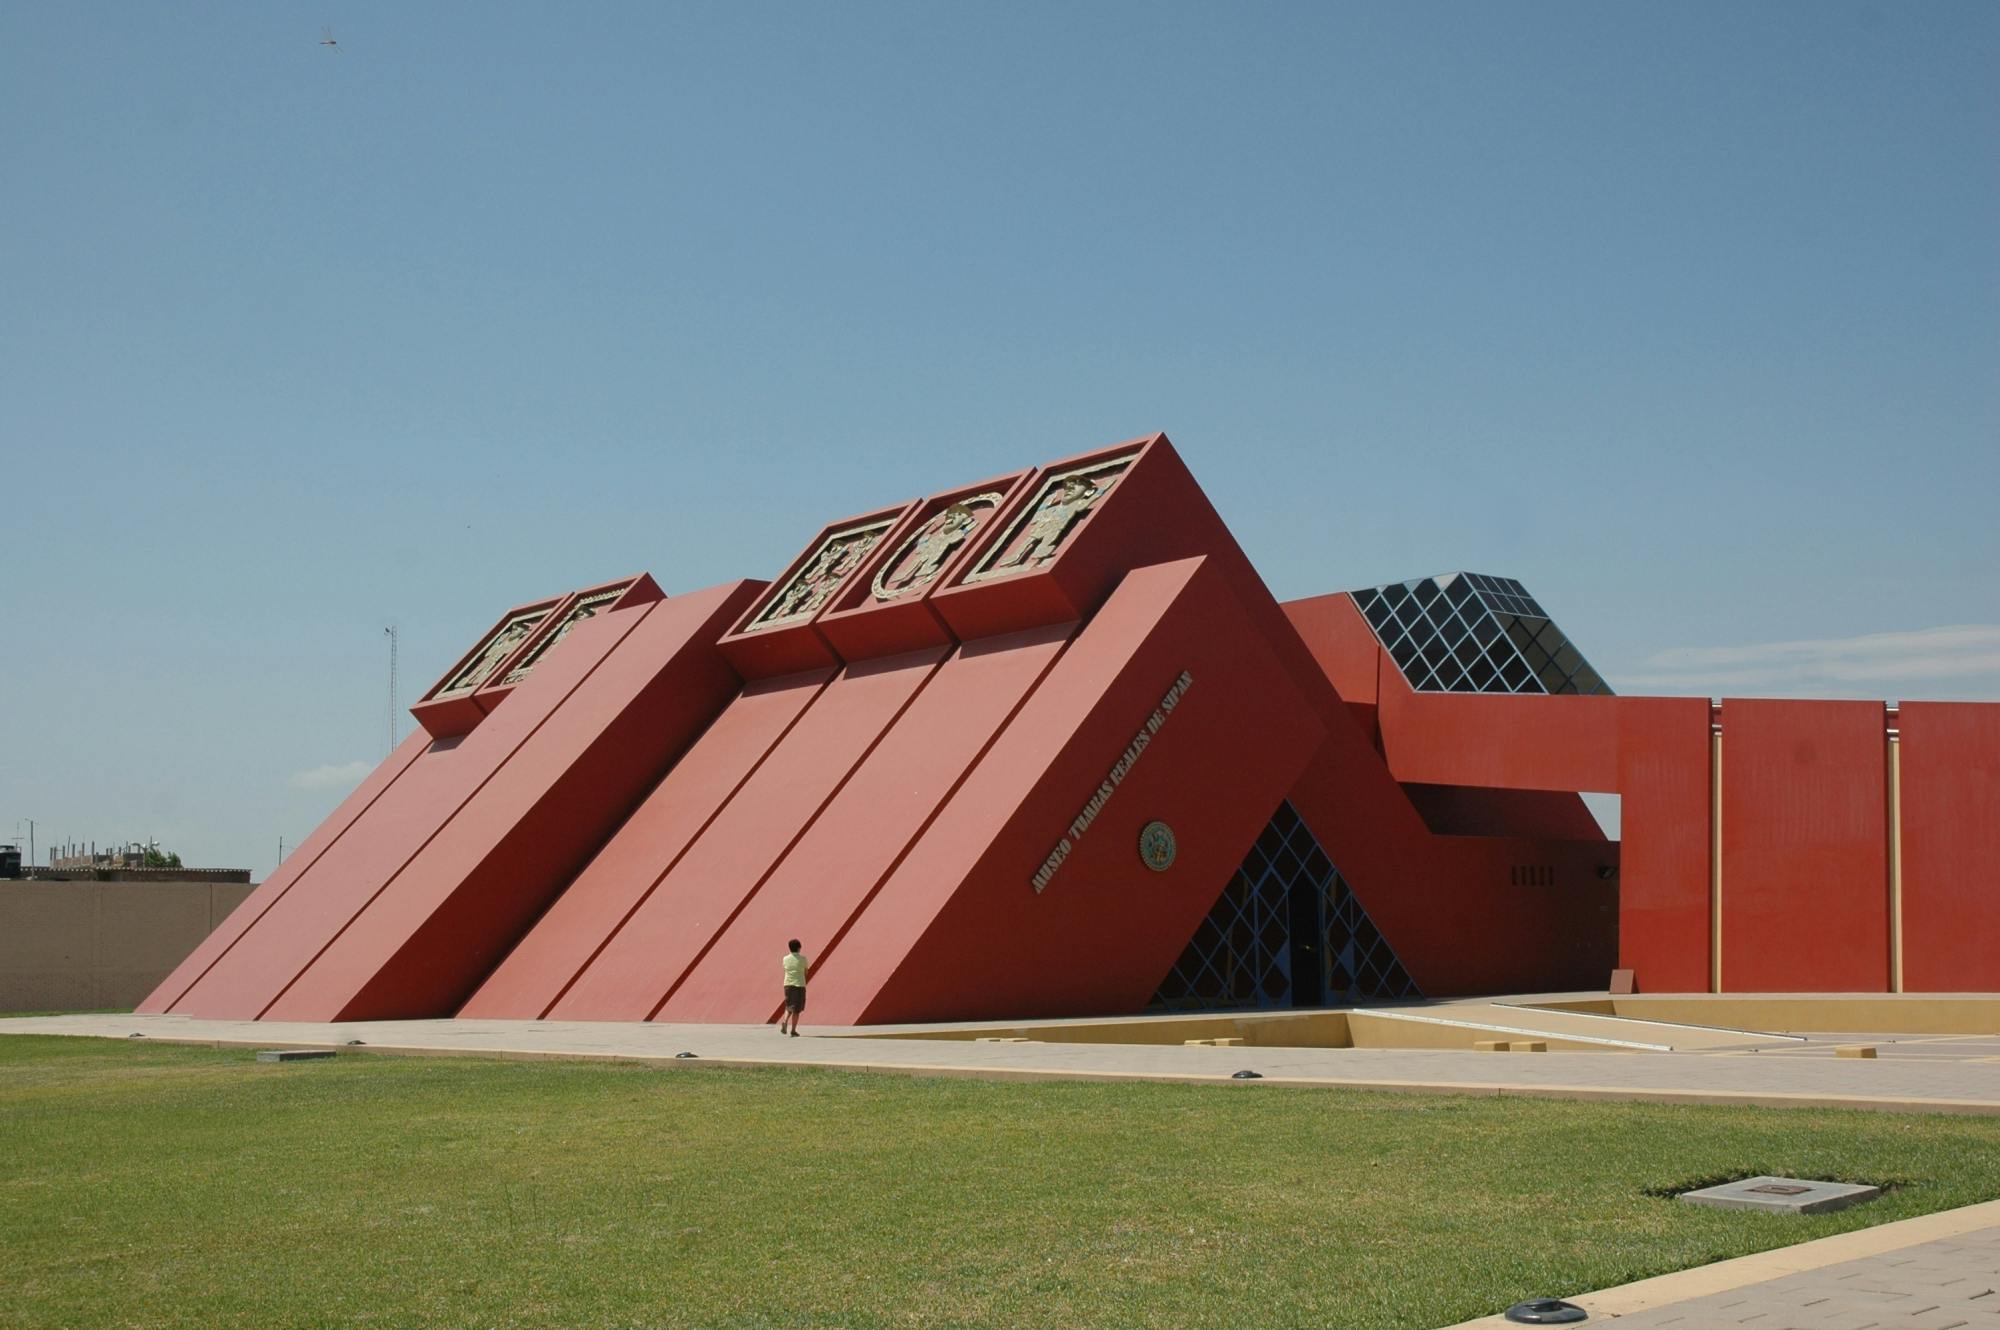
(6, 1010), (2000, 1115)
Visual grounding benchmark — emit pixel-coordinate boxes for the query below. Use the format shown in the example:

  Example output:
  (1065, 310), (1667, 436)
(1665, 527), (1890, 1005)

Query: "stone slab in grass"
(254, 1049), (335, 1063)
(1679, 1175), (1880, 1215)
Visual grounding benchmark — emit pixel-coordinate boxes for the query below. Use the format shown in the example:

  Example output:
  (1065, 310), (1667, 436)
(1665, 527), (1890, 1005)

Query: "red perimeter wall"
(1720, 699), (1889, 993)
(1615, 698), (1713, 994)
(1898, 702), (2000, 993)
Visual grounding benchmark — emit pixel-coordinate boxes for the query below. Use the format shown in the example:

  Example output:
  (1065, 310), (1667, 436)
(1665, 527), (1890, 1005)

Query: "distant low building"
(33, 840), (244, 882)
(51, 841), (169, 871)
(36, 840), (247, 885)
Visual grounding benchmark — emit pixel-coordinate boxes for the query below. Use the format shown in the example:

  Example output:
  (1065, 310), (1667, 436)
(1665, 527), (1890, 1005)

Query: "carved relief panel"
(869, 492), (1006, 602)
(498, 586), (624, 687)
(964, 456), (1132, 583)
(435, 608), (550, 699)
(744, 518), (895, 631)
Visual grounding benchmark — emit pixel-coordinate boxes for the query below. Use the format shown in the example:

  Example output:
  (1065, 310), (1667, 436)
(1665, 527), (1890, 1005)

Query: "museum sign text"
(1032, 670), (1194, 893)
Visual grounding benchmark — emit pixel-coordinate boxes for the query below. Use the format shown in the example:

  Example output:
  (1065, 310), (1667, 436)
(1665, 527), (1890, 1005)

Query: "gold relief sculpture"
(747, 519), (893, 631)
(499, 588), (624, 687)
(437, 611), (548, 698)
(965, 458), (1130, 583)
(869, 491), (1004, 602)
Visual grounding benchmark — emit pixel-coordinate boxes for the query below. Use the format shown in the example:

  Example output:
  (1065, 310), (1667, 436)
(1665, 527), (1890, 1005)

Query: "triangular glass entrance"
(1150, 801), (1420, 1011)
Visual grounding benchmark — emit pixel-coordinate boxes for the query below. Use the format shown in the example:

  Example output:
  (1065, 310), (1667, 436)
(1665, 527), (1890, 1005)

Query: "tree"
(141, 846), (183, 869)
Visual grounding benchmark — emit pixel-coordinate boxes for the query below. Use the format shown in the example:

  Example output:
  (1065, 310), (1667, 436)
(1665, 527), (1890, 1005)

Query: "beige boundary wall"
(0, 881), (254, 1012)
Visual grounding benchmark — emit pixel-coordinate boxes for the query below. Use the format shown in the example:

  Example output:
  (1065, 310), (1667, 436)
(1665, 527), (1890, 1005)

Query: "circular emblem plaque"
(1138, 821), (1176, 872)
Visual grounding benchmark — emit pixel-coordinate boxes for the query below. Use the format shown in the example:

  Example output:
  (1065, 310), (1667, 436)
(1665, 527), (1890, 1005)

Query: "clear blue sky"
(3, 2), (1994, 874)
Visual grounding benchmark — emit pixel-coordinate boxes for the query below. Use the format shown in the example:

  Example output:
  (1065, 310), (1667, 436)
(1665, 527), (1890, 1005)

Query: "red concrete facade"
(143, 434), (2000, 1023)
(1614, 698), (1715, 995)
(1719, 699), (1890, 994)
(1898, 702), (2000, 993)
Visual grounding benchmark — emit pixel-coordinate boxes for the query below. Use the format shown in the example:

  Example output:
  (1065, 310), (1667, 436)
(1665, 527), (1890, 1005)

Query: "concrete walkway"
(1444, 1200), (2000, 1328)
(5, 1011), (2000, 1114)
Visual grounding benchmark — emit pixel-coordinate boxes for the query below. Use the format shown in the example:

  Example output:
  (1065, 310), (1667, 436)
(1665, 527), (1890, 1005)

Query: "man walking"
(779, 939), (808, 1037)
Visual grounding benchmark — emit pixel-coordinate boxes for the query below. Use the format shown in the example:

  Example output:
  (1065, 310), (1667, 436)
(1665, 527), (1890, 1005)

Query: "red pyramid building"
(141, 435), (2000, 1023)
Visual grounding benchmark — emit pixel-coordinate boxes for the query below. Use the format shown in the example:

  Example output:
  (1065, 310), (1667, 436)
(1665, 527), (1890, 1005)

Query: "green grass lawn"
(4, 1036), (1998, 1329)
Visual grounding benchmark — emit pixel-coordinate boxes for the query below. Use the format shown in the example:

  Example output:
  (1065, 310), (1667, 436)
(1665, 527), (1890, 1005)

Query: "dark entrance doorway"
(1288, 874), (1325, 1008)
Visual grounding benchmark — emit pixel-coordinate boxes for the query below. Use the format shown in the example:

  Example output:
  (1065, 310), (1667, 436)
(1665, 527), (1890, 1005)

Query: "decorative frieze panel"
(870, 492), (1005, 602)
(745, 519), (894, 631)
(964, 456), (1130, 583)
(436, 608), (550, 699)
(500, 587), (624, 686)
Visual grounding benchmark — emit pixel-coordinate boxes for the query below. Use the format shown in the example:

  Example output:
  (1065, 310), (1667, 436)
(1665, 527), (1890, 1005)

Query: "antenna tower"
(385, 624), (399, 755)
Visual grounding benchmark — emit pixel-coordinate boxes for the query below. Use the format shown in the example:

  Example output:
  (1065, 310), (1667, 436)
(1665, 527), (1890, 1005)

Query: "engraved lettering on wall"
(1033, 671), (1194, 894)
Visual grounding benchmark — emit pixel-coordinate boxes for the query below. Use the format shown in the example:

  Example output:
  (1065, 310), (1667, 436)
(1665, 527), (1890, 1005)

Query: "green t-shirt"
(782, 952), (808, 988)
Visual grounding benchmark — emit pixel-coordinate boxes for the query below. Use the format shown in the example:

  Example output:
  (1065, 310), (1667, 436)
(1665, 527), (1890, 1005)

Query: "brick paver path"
(1603, 1224), (2000, 1328)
